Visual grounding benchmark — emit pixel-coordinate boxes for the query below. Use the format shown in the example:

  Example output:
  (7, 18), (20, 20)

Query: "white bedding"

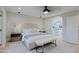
(35, 35), (55, 46)
(24, 34), (53, 44)
(22, 30), (55, 49)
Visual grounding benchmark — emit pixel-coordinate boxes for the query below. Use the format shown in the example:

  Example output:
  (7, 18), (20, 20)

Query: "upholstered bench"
(35, 38), (56, 53)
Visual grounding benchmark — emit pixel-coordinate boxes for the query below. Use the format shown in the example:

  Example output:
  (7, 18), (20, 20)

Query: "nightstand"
(9, 33), (22, 42)
(39, 31), (46, 33)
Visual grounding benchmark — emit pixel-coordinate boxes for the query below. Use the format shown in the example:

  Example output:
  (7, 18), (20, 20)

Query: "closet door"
(63, 16), (78, 44)
(0, 15), (2, 45)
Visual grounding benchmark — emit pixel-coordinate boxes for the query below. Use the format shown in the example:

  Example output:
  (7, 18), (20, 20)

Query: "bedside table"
(9, 33), (22, 42)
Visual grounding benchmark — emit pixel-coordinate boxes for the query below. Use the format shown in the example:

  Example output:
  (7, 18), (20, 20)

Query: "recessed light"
(18, 7), (21, 10)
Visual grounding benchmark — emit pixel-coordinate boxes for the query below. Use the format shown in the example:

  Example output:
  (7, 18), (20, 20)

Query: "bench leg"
(42, 46), (44, 53)
(54, 40), (56, 47)
(35, 40), (56, 53)
(51, 40), (56, 47)
(36, 48), (38, 52)
(36, 46), (44, 53)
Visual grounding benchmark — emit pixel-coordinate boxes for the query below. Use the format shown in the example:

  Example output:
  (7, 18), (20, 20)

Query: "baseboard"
(63, 40), (78, 45)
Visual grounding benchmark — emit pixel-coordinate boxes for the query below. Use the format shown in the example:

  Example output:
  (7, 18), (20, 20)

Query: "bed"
(13, 24), (56, 51)
(22, 30), (56, 50)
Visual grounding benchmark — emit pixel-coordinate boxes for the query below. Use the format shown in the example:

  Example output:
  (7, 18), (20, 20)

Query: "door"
(64, 16), (78, 44)
(0, 15), (2, 45)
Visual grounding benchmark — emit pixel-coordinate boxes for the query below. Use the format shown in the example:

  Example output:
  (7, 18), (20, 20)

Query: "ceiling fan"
(43, 6), (51, 14)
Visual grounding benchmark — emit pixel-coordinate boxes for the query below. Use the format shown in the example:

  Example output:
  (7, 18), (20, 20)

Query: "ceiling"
(5, 6), (79, 18)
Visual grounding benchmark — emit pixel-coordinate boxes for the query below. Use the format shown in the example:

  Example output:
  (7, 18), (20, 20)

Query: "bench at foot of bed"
(34, 40), (56, 53)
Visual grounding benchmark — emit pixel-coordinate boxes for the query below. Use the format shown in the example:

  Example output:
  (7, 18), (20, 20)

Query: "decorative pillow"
(22, 29), (32, 34)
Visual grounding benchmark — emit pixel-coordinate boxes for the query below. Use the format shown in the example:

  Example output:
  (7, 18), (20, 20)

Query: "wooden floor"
(75, 44), (79, 53)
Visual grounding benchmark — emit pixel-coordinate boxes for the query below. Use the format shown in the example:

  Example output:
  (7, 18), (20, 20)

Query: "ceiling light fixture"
(18, 7), (21, 10)
(43, 6), (50, 14)
(18, 7), (21, 14)
(44, 11), (48, 14)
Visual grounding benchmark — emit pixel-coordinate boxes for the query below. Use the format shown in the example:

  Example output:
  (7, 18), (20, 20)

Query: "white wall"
(6, 12), (44, 39)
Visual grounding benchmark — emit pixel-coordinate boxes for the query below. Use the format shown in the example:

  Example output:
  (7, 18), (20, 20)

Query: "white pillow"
(13, 28), (22, 33)
(22, 29), (32, 34)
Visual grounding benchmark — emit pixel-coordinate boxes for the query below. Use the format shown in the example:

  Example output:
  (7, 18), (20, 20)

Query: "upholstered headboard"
(21, 23), (38, 29)
(13, 23), (42, 33)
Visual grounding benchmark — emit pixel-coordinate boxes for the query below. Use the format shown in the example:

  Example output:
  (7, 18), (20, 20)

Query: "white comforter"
(35, 35), (55, 46)
(22, 32), (55, 49)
